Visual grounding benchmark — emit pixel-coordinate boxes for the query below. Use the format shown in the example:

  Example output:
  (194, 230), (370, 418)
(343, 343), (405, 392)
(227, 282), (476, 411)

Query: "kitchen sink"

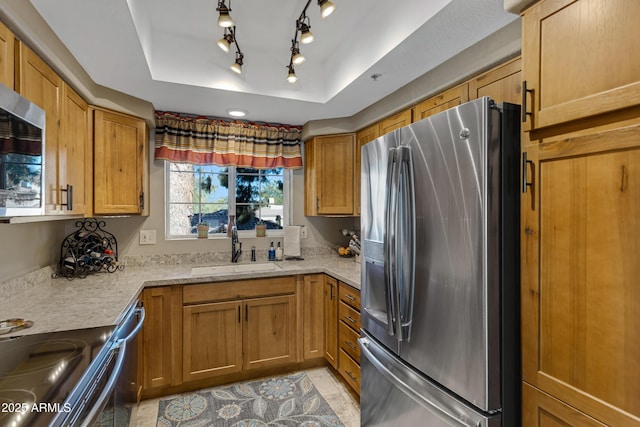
(191, 263), (282, 276)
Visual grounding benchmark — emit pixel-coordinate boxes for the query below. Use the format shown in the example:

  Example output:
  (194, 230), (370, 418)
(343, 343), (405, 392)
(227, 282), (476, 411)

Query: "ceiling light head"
(216, 1), (234, 27)
(299, 23), (314, 44)
(318, 0), (336, 18)
(291, 44), (305, 65)
(287, 65), (298, 83)
(227, 108), (247, 117)
(230, 52), (243, 74)
(217, 30), (234, 53)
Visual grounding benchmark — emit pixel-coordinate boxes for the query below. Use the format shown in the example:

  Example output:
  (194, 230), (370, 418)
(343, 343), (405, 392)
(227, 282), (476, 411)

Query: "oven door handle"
(123, 306), (145, 343)
(80, 340), (127, 427)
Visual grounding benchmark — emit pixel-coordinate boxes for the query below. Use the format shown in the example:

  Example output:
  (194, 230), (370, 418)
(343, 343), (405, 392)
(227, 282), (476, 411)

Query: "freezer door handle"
(359, 336), (481, 427)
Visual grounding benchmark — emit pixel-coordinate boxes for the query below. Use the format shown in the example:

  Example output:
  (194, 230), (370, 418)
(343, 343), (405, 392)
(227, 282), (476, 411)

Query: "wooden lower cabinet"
(323, 275), (339, 368)
(183, 300), (242, 382)
(302, 274), (325, 360)
(523, 383), (607, 427)
(244, 295), (297, 370)
(337, 281), (361, 395)
(141, 286), (181, 390)
(142, 275), (362, 398)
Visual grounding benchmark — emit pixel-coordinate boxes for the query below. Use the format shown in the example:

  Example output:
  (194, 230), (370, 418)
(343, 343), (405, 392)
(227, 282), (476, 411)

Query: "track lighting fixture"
(285, 0), (335, 82)
(216, 0), (234, 28)
(214, 1), (335, 78)
(318, 0), (336, 18)
(287, 65), (298, 83)
(230, 51), (243, 74)
(217, 27), (235, 53)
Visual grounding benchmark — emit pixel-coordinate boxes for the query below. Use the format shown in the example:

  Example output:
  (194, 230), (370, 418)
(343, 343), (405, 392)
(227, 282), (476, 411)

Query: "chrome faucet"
(231, 225), (242, 262)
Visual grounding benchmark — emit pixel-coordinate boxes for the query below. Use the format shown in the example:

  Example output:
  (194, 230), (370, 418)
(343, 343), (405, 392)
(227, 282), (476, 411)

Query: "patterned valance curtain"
(154, 111), (303, 169)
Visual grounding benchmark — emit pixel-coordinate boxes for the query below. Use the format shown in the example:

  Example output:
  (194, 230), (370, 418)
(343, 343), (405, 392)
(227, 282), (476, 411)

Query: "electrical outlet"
(300, 225), (308, 239)
(139, 230), (156, 245)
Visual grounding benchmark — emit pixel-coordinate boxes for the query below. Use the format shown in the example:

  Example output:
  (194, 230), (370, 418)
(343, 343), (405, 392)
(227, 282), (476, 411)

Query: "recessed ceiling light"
(227, 108), (247, 117)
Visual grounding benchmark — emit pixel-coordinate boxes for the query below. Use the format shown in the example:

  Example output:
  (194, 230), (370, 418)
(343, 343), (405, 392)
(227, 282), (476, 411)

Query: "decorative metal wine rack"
(56, 218), (124, 280)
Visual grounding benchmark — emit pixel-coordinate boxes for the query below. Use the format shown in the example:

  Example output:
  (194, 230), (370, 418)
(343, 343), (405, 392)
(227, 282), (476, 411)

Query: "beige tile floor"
(130, 367), (360, 427)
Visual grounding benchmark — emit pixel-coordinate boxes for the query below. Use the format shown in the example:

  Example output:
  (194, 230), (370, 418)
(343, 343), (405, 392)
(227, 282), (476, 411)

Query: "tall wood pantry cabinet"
(520, 0), (640, 425)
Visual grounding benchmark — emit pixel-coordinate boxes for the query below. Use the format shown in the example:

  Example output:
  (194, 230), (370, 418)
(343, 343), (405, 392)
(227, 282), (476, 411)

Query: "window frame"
(164, 161), (292, 240)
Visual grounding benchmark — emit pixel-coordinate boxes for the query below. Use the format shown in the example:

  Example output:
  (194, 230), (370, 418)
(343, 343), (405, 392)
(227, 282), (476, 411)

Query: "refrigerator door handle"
(384, 148), (399, 337)
(396, 146), (416, 341)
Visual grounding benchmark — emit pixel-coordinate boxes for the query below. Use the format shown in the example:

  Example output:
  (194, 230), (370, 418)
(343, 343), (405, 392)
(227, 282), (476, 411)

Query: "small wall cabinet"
(304, 133), (356, 216)
(92, 107), (148, 215)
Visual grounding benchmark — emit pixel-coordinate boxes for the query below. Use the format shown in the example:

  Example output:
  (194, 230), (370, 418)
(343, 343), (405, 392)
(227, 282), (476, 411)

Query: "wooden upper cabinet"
(412, 83), (469, 122)
(469, 56), (521, 105)
(355, 123), (379, 216)
(378, 108), (412, 136)
(15, 42), (64, 215)
(522, 0), (640, 131)
(60, 83), (89, 215)
(304, 133), (355, 216)
(0, 21), (15, 89)
(92, 108), (148, 215)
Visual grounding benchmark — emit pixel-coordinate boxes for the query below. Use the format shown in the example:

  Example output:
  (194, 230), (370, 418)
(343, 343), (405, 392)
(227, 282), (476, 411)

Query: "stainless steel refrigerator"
(358, 97), (520, 426)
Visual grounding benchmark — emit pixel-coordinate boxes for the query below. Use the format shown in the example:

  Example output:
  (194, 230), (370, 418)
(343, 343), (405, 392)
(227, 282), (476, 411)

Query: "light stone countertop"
(0, 255), (360, 338)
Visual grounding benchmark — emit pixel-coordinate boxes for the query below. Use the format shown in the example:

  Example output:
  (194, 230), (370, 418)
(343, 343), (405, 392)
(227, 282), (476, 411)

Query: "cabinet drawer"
(183, 276), (296, 304)
(338, 282), (360, 311)
(339, 320), (360, 362)
(339, 349), (360, 394)
(338, 301), (361, 332)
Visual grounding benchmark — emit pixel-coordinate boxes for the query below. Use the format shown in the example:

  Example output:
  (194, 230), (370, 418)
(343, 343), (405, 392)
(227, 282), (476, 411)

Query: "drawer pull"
(345, 340), (357, 351)
(345, 370), (357, 381)
(345, 315), (356, 324)
(345, 294), (356, 302)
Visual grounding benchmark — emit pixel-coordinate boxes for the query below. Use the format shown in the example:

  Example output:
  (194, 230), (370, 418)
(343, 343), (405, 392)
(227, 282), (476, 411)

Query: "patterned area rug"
(156, 372), (344, 427)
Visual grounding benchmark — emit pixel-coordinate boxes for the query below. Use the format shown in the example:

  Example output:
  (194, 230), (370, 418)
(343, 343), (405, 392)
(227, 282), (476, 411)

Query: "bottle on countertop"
(275, 242), (283, 261)
(268, 242), (276, 261)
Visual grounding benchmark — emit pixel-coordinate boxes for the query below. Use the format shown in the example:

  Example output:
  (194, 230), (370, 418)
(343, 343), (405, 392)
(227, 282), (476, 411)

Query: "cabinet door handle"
(330, 284), (334, 300)
(521, 80), (534, 123)
(238, 306), (241, 323)
(139, 192), (145, 210)
(316, 196), (319, 210)
(61, 184), (73, 211)
(522, 152), (534, 193)
(345, 370), (357, 381)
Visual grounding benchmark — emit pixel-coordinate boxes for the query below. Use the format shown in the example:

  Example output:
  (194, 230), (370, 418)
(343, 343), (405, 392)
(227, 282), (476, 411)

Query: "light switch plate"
(139, 230), (156, 245)
(300, 225), (308, 239)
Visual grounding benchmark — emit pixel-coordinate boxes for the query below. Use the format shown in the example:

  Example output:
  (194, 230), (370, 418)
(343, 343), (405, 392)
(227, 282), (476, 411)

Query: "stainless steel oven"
(52, 302), (145, 427)
(0, 301), (144, 427)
